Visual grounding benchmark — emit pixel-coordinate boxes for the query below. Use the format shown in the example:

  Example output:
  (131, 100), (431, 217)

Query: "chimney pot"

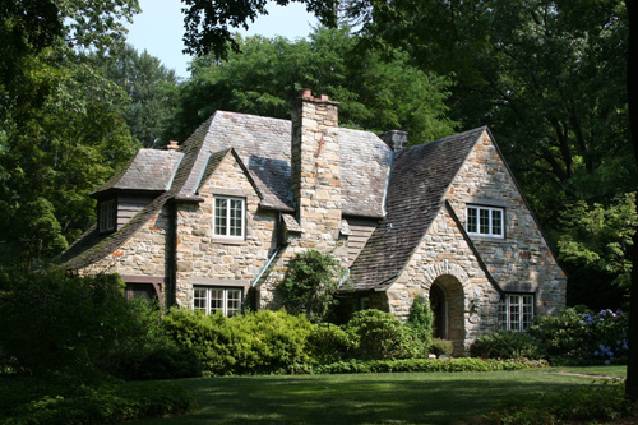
(166, 139), (180, 152)
(381, 130), (408, 155)
(320, 94), (330, 101)
(301, 88), (312, 99)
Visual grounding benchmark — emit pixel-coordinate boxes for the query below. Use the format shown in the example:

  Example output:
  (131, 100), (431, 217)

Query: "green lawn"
(129, 366), (626, 425)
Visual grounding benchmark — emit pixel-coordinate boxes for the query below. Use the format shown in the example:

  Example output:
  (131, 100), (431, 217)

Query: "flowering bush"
(529, 307), (628, 365)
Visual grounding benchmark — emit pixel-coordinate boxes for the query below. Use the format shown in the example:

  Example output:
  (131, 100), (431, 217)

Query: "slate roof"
(175, 111), (392, 216)
(96, 149), (184, 193)
(348, 127), (487, 289)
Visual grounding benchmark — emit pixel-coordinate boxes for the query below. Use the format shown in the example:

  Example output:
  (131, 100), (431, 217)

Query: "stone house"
(61, 89), (566, 353)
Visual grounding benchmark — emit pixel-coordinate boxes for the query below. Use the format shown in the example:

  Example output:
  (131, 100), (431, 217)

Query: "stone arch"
(428, 274), (464, 355)
(421, 262), (471, 355)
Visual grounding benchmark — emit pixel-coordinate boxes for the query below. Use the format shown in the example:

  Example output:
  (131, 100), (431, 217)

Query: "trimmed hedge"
(314, 358), (549, 374)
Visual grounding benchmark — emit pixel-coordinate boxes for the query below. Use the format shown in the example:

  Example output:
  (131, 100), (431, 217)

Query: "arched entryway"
(429, 274), (464, 354)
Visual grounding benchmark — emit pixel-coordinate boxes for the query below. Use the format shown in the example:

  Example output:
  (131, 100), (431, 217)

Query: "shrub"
(406, 296), (434, 354)
(276, 250), (342, 322)
(429, 338), (454, 357)
(314, 358), (549, 374)
(163, 308), (314, 374)
(0, 377), (193, 425)
(470, 332), (544, 360)
(529, 307), (628, 364)
(0, 271), (143, 375)
(306, 323), (351, 364)
(345, 309), (423, 360)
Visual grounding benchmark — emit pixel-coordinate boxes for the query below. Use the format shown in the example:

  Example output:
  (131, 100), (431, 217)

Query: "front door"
(429, 283), (446, 339)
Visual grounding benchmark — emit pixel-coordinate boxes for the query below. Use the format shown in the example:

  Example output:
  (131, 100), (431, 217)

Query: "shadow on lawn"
(131, 373), (591, 425)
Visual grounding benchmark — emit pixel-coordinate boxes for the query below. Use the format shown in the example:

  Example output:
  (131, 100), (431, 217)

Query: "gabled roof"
(95, 149), (184, 194)
(175, 111), (392, 216)
(348, 127), (487, 290)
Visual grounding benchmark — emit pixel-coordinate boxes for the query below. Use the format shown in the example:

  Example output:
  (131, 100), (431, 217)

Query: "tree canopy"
(166, 28), (457, 145)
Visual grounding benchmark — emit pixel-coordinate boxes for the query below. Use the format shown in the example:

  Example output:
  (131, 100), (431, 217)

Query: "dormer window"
(213, 197), (245, 239)
(466, 205), (504, 238)
(99, 199), (116, 232)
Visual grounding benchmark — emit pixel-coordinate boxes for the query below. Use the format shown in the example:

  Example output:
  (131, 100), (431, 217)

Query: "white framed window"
(466, 205), (504, 238)
(193, 287), (243, 317)
(499, 294), (534, 332)
(213, 197), (245, 239)
(99, 199), (116, 232)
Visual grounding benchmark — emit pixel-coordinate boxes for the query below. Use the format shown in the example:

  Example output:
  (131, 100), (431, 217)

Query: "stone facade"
(387, 206), (499, 354)
(66, 92), (566, 354)
(173, 150), (278, 308)
(446, 131), (566, 315)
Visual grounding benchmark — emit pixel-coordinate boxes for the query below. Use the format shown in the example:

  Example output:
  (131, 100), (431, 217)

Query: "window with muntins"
(466, 205), (504, 238)
(499, 294), (534, 331)
(99, 199), (116, 232)
(214, 197), (245, 238)
(193, 287), (243, 317)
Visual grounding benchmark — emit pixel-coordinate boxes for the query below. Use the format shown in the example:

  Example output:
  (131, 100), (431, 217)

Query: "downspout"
(251, 249), (279, 288)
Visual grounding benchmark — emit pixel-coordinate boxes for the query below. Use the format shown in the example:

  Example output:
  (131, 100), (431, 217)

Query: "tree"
(167, 28), (456, 145)
(277, 250), (342, 322)
(624, 0), (638, 403)
(90, 45), (180, 147)
(0, 1), (141, 269)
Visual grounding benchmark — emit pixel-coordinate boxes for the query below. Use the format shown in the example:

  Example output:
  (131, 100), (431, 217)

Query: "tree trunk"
(626, 0), (638, 402)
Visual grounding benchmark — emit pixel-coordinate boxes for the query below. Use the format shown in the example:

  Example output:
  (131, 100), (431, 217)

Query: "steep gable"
(348, 127), (486, 289)
(445, 130), (566, 302)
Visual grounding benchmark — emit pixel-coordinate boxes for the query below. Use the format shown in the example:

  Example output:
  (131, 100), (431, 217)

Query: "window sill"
(467, 234), (506, 242)
(212, 237), (246, 245)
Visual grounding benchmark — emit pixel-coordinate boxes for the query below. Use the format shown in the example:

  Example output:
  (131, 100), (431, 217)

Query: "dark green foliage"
(0, 271), (132, 374)
(406, 296), (434, 352)
(306, 323), (352, 364)
(314, 358), (549, 375)
(0, 376), (192, 425)
(0, 270), (201, 380)
(470, 332), (544, 360)
(481, 383), (631, 425)
(529, 307), (628, 365)
(89, 44), (180, 148)
(168, 28), (456, 147)
(162, 308), (314, 375)
(277, 250), (341, 322)
(345, 309), (423, 360)
(429, 338), (454, 357)
(471, 307), (628, 364)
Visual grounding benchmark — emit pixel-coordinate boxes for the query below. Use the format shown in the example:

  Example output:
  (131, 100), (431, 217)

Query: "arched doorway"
(429, 274), (464, 354)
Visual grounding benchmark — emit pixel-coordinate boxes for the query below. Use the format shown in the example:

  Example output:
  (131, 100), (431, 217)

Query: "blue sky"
(126, 0), (318, 79)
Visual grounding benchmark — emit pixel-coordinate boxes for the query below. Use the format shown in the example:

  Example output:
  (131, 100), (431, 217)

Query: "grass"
(129, 366), (627, 425)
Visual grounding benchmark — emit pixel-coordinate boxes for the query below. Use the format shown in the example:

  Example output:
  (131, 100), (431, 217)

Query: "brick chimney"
(381, 130), (407, 156)
(291, 89), (342, 245)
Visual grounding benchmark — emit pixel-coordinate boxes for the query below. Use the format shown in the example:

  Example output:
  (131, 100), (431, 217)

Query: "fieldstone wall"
(387, 206), (500, 354)
(446, 131), (567, 315)
(78, 207), (169, 301)
(258, 92), (347, 308)
(174, 150), (277, 307)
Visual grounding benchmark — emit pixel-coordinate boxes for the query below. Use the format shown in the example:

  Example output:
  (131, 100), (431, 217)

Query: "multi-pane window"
(193, 287), (243, 317)
(499, 294), (534, 332)
(99, 199), (116, 232)
(214, 197), (245, 238)
(466, 205), (504, 238)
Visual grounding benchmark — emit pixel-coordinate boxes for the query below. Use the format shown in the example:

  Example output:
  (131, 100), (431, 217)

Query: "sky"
(126, 0), (318, 79)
